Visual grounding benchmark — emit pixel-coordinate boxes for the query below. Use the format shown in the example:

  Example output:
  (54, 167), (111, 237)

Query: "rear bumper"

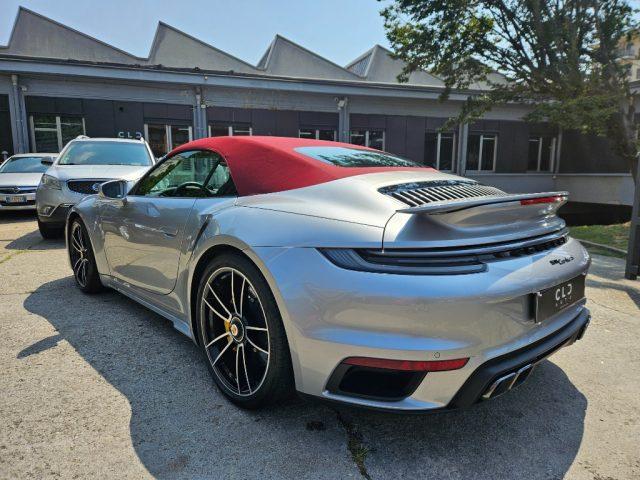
(448, 307), (590, 409)
(253, 238), (591, 411)
(0, 192), (36, 210)
(306, 308), (590, 413)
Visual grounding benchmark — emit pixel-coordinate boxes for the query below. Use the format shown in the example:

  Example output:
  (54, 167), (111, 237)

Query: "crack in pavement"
(588, 298), (637, 317)
(334, 409), (372, 480)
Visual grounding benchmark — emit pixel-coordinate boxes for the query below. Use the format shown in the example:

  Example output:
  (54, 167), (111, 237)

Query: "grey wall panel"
(56, 98), (82, 115)
(298, 111), (338, 127)
(113, 101), (144, 136)
(497, 121), (529, 173)
(0, 105), (13, 155)
(275, 110), (298, 137)
(405, 116), (426, 163)
(166, 104), (191, 121)
(252, 109), (278, 135)
(83, 99), (115, 137)
(25, 96), (56, 113)
(425, 117), (449, 130)
(385, 115), (407, 156)
(21, 77), (194, 105)
(561, 132), (627, 173)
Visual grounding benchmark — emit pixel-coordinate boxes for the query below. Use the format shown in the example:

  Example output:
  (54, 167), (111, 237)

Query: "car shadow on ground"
(22, 277), (587, 480)
(0, 211), (37, 224)
(0, 212), (64, 251)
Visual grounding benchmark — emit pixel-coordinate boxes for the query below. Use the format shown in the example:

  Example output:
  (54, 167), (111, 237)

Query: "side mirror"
(40, 157), (54, 166)
(99, 179), (128, 200)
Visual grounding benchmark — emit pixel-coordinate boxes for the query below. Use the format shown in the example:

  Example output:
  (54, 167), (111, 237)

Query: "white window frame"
(144, 123), (193, 154)
(30, 115), (86, 152)
(468, 133), (498, 172)
(208, 124), (253, 137)
(350, 129), (385, 150)
(427, 131), (456, 171)
(298, 128), (336, 141)
(527, 135), (556, 172)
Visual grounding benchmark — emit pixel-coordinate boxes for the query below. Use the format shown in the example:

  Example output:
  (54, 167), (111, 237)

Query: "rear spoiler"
(396, 192), (569, 215)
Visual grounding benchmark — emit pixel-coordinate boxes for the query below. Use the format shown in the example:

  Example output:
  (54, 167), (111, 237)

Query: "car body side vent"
(379, 180), (508, 207)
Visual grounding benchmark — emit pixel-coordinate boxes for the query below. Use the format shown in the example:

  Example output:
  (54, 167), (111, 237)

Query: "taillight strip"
(343, 356), (469, 372)
(520, 195), (566, 206)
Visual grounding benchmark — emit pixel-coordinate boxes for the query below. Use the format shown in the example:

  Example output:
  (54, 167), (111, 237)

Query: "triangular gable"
(146, 23), (258, 73)
(0, 7), (140, 63)
(258, 35), (360, 80)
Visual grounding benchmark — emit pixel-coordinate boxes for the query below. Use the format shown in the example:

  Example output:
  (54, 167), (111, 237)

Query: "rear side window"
(294, 146), (423, 167)
(0, 156), (50, 173)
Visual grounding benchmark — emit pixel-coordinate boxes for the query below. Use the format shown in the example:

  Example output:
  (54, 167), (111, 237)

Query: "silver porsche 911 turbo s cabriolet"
(65, 136), (590, 411)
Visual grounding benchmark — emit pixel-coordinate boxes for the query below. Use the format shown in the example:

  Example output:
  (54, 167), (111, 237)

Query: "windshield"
(58, 142), (152, 166)
(295, 146), (423, 167)
(0, 156), (52, 173)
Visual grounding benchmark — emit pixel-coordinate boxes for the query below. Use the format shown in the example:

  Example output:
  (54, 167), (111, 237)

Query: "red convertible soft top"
(169, 136), (431, 196)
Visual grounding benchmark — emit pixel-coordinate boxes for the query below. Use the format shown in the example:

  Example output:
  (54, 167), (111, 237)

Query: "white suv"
(36, 136), (155, 238)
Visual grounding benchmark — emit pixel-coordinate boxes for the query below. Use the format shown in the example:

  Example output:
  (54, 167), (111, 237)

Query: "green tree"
(381, 0), (638, 181)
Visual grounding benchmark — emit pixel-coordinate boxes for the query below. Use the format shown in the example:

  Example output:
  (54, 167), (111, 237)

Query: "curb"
(576, 239), (627, 256)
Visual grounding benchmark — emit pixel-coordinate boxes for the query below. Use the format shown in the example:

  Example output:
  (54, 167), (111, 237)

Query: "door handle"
(160, 228), (178, 238)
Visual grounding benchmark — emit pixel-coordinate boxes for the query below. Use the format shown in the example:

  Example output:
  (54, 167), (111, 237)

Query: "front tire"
(68, 219), (104, 293)
(197, 253), (294, 409)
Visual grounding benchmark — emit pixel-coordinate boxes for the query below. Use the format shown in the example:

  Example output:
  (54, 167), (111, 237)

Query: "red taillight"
(520, 195), (565, 206)
(342, 356), (469, 372)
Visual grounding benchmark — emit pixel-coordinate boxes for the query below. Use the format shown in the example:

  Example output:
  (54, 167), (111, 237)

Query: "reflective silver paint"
(36, 138), (154, 224)
(67, 168), (591, 411)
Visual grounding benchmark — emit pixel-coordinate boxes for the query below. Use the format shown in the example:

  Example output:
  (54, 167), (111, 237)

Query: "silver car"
(0, 153), (57, 211)
(65, 136), (591, 411)
(36, 136), (155, 238)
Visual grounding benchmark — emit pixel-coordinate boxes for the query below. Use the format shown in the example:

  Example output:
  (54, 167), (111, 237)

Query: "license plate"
(535, 275), (586, 322)
(7, 196), (26, 203)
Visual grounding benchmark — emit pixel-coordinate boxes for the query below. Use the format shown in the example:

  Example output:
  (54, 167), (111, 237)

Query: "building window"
(350, 129), (385, 150)
(30, 115), (86, 153)
(144, 124), (193, 158)
(424, 131), (456, 170)
(208, 123), (253, 137)
(299, 128), (336, 141)
(466, 133), (497, 171)
(527, 136), (556, 172)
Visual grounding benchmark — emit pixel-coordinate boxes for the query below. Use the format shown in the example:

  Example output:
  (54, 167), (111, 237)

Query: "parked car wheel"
(197, 253), (294, 409)
(68, 219), (104, 293)
(37, 218), (63, 239)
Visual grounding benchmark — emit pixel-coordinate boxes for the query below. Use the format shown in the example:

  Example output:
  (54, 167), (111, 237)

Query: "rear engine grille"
(0, 186), (37, 194)
(379, 180), (507, 207)
(67, 180), (112, 195)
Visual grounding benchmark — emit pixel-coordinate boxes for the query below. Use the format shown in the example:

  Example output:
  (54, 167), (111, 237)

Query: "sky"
(0, 0), (393, 66)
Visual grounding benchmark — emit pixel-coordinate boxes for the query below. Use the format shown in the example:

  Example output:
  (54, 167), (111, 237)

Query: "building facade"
(0, 7), (633, 217)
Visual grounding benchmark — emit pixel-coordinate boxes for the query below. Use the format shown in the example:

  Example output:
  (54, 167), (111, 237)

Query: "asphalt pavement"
(0, 211), (638, 479)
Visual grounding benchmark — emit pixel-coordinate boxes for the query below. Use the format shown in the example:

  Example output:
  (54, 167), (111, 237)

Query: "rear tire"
(197, 252), (294, 409)
(38, 218), (63, 239)
(68, 219), (104, 294)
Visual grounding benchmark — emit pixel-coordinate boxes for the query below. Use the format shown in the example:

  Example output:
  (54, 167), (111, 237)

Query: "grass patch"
(569, 222), (629, 258)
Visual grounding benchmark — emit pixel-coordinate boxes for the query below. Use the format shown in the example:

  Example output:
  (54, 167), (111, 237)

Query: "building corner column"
(337, 97), (349, 143)
(625, 164), (640, 280)
(193, 88), (208, 140)
(9, 74), (28, 153)
(457, 122), (469, 176)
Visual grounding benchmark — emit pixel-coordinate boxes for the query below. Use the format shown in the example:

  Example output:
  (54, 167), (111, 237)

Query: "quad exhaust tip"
(482, 364), (535, 400)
